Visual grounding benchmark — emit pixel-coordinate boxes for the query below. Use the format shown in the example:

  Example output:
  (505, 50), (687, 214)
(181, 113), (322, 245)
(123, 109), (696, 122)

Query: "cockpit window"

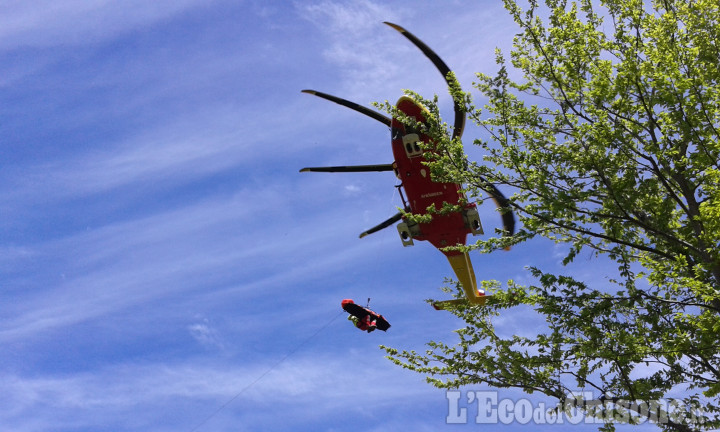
(391, 126), (402, 140)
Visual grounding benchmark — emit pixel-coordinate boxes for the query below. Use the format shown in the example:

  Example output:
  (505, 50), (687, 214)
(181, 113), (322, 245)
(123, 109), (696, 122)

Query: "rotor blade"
(480, 177), (515, 236)
(300, 164), (393, 173)
(359, 212), (403, 238)
(384, 22), (466, 140)
(302, 90), (391, 126)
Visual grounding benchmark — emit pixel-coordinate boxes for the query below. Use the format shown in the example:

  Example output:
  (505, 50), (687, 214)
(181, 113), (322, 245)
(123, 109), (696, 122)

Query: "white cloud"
(344, 183), (361, 194)
(188, 318), (225, 350)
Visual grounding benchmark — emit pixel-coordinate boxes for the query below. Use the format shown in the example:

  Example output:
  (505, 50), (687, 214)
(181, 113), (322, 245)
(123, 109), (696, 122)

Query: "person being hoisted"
(348, 312), (377, 332)
(341, 299), (391, 333)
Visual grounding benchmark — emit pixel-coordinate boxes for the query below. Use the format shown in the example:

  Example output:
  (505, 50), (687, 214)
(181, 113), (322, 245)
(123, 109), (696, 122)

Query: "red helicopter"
(301, 23), (514, 309)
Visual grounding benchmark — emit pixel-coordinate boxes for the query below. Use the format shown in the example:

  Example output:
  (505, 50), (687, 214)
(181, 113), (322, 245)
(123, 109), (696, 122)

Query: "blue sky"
(0, 1), (650, 431)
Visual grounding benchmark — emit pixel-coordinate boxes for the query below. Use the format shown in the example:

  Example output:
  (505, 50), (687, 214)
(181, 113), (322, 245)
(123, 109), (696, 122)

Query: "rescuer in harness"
(341, 299), (390, 333)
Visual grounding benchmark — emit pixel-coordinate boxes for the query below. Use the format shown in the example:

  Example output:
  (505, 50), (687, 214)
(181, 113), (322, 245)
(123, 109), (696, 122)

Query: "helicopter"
(300, 22), (515, 309)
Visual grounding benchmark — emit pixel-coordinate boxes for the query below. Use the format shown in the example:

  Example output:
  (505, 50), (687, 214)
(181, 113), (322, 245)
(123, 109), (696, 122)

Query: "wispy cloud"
(0, 175), (405, 344)
(295, 0), (512, 132)
(4, 109), (252, 199)
(0, 4), (558, 432)
(0, 352), (444, 432)
(0, 0), (210, 50)
(188, 318), (225, 350)
(296, 0), (409, 97)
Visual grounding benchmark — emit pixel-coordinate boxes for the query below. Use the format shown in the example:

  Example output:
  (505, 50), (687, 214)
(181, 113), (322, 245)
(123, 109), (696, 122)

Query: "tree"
(383, 0), (720, 430)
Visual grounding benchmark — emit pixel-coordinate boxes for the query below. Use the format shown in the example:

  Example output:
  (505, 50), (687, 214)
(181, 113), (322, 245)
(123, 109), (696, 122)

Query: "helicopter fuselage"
(390, 96), (483, 254)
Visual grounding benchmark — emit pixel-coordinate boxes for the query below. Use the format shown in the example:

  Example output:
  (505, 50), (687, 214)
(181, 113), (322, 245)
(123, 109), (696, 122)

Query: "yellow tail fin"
(433, 252), (490, 310)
